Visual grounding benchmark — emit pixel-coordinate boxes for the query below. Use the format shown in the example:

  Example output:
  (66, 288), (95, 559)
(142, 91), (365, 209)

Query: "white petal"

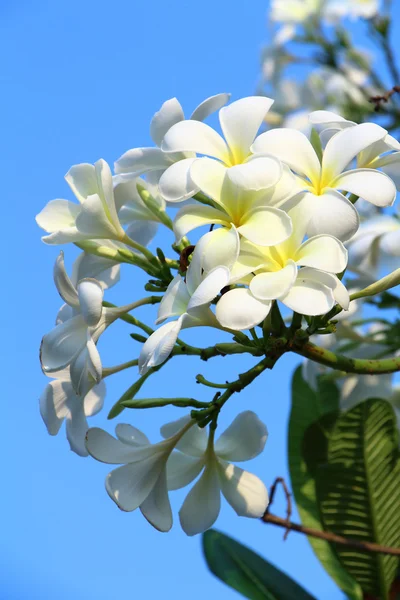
(161, 120), (229, 162)
(215, 411), (268, 461)
(190, 93), (231, 121)
(156, 275), (190, 323)
(219, 96), (274, 160)
(72, 252), (120, 290)
(295, 234), (347, 273)
(251, 128), (320, 181)
(69, 336), (102, 396)
(56, 303), (74, 325)
(115, 423), (150, 447)
(238, 206), (293, 246)
(309, 110), (354, 129)
(115, 147), (172, 175)
(380, 155), (400, 189)
(83, 380), (106, 417)
(173, 204), (228, 242)
(125, 221), (159, 248)
(85, 427), (144, 463)
(160, 417), (207, 457)
(227, 155), (282, 191)
(281, 275), (335, 315)
(39, 379), (71, 435)
(299, 268), (350, 310)
(189, 226), (240, 278)
(77, 279), (104, 327)
(53, 251), (79, 307)
(95, 159), (121, 226)
(250, 261), (297, 301)
(179, 461), (221, 536)
(189, 157), (228, 203)
(138, 318), (183, 374)
(305, 191), (359, 242)
(332, 169), (396, 208)
(158, 158), (198, 202)
(41, 315), (87, 372)
(140, 469), (173, 532)
(65, 163), (98, 202)
(216, 288), (271, 330)
(150, 98), (184, 146)
(75, 194), (120, 239)
(36, 200), (81, 232)
(166, 453), (204, 490)
(41, 227), (95, 246)
(187, 266), (230, 312)
(218, 460), (269, 517)
(106, 453), (166, 512)
(322, 123), (388, 181)
(381, 229), (400, 256)
(65, 404), (90, 457)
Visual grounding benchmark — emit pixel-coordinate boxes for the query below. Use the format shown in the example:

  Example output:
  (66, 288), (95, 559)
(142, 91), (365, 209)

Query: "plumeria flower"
(216, 206), (349, 330)
(326, 0), (380, 20)
(252, 122), (396, 241)
(71, 250), (121, 291)
(164, 411), (269, 536)
(40, 369), (106, 457)
(270, 0), (323, 43)
(159, 96), (280, 202)
(114, 93), (231, 192)
(139, 227), (239, 374)
(173, 158), (294, 246)
(85, 417), (196, 532)
(40, 252), (107, 396)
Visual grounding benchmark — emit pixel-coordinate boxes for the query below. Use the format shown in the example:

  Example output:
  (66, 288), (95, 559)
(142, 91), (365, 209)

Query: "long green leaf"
(202, 529), (316, 600)
(316, 398), (400, 599)
(289, 366), (363, 599)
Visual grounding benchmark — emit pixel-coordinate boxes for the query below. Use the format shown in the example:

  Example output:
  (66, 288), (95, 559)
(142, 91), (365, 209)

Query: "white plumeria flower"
(270, 0), (323, 42)
(85, 417), (196, 532)
(36, 159), (126, 245)
(310, 110), (400, 190)
(40, 369), (106, 457)
(71, 249), (121, 290)
(216, 206), (349, 330)
(41, 252), (107, 396)
(173, 158), (294, 246)
(159, 96), (279, 202)
(164, 411), (269, 536)
(139, 227), (239, 374)
(114, 93), (230, 191)
(252, 122), (396, 241)
(326, 0), (380, 20)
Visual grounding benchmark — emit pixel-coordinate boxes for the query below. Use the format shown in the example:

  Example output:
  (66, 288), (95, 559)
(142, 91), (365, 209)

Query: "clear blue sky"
(2, 2), (399, 599)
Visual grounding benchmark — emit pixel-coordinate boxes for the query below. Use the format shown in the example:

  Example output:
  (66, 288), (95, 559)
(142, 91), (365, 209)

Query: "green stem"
(293, 341), (400, 374)
(196, 374), (230, 389)
(102, 359), (138, 377)
(121, 397), (209, 410)
(102, 300), (157, 335)
(121, 233), (158, 263)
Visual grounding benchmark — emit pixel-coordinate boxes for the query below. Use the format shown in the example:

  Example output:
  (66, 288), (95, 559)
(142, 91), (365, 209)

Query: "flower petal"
(187, 266), (230, 312)
(75, 194), (120, 239)
(138, 318), (183, 374)
(41, 315), (88, 373)
(77, 279), (104, 326)
(65, 163), (98, 202)
(156, 275), (190, 323)
(295, 234), (347, 273)
(161, 120), (229, 162)
(161, 418), (208, 457)
(140, 469), (173, 532)
(150, 98), (184, 146)
(115, 423), (150, 447)
(53, 251), (79, 307)
(380, 229), (400, 256)
(39, 379), (71, 436)
(173, 204), (228, 242)
(215, 411), (268, 461)
(115, 147), (172, 175)
(188, 226), (240, 280)
(219, 96), (274, 160)
(227, 155), (282, 191)
(216, 288), (271, 330)
(69, 336), (102, 396)
(189, 157), (228, 204)
(305, 191), (359, 242)
(299, 267), (350, 310)
(190, 93), (231, 121)
(218, 460), (269, 518)
(281, 274), (334, 315)
(332, 169), (396, 208)
(65, 404), (90, 457)
(36, 200), (81, 232)
(238, 206), (293, 246)
(249, 261), (297, 301)
(322, 123), (388, 181)
(179, 460), (221, 536)
(85, 427), (145, 464)
(166, 452), (204, 490)
(83, 380), (106, 417)
(72, 252), (120, 290)
(251, 128), (320, 181)
(125, 221), (159, 248)
(158, 157), (198, 202)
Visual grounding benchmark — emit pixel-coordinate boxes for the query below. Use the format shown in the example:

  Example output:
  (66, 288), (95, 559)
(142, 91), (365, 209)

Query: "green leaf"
(289, 366), (363, 600)
(202, 529), (316, 600)
(316, 398), (400, 599)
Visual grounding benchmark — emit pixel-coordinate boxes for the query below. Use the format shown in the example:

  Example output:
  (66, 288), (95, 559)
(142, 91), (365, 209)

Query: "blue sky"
(2, 1), (399, 599)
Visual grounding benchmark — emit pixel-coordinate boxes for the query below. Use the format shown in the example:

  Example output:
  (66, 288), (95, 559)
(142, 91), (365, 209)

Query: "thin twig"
(261, 512), (400, 557)
(370, 85), (400, 111)
(266, 477), (293, 540)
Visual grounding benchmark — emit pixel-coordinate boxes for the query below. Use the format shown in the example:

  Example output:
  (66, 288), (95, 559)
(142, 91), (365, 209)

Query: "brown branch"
(370, 85), (400, 111)
(267, 477), (292, 540)
(261, 512), (400, 557)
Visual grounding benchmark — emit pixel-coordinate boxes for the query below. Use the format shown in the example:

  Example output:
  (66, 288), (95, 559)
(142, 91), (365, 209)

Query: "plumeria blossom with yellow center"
(252, 122), (397, 241)
(216, 207), (349, 330)
(159, 96), (280, 202)
(85, 417), (196, 532)
(114, 93), (231, 193)
(139, 227), (240, 374)
(173, 158), (294, 246)
(163, 411), (269, 536)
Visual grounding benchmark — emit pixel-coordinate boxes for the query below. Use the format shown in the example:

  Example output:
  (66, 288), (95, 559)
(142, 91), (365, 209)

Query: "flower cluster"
(37, 93), (398, 534)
